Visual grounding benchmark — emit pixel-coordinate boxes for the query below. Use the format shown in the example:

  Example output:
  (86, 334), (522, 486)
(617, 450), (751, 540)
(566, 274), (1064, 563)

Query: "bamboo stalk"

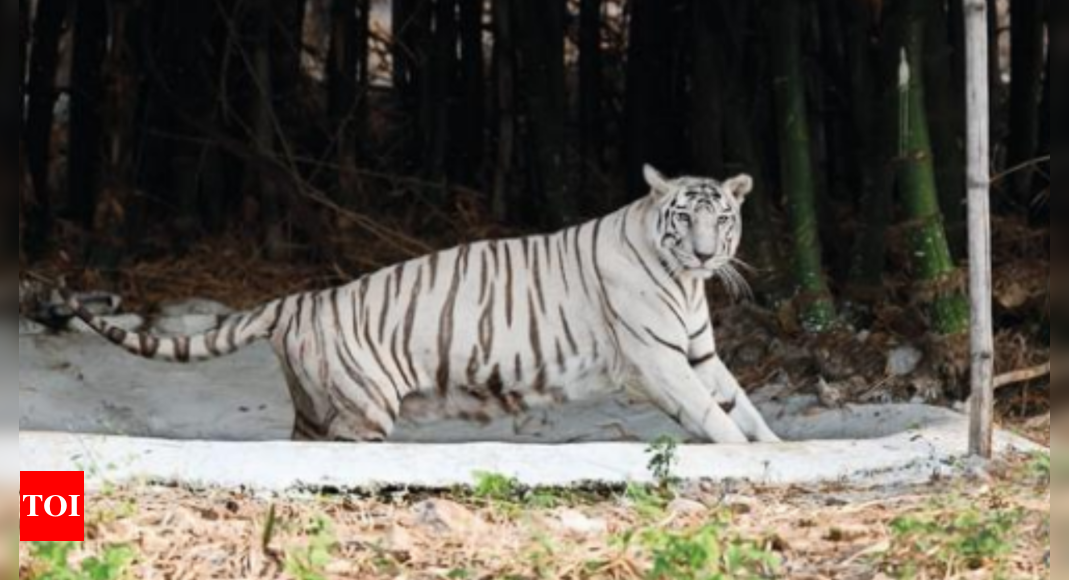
(897, 1), (970, 336)
(770, 0), (837, 332)
(964, 0), (995, 459)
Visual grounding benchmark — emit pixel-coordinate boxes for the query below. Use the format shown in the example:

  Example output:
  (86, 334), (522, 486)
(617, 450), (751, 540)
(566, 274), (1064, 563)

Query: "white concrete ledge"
(20, 422), (1042, 492)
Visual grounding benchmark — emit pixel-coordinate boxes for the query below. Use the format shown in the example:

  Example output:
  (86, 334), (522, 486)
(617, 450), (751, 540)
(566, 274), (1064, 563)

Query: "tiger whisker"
(729, 257), (760, 275)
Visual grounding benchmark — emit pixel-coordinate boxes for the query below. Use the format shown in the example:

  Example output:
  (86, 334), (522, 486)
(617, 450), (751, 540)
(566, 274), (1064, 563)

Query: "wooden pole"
(964, 0), (995, 458)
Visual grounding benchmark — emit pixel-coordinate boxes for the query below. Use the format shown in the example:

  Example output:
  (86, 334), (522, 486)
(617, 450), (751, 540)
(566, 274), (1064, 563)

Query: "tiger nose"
(695, 252), (715, 263)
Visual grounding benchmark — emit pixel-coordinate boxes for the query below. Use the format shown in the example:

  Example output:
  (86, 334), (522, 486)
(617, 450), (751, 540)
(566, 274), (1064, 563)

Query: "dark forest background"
(13, 0), (1051, 344)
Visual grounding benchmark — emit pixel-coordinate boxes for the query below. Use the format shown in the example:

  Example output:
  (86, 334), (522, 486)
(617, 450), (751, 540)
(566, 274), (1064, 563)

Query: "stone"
(384, 525), (416, 554)
(887, 346), (924, 377)
(721, 494), (758, 515)
(817, 378), (846, 409)
(667, 498), (708, 516)
(413, 499), (484, 535)
(552, 509), (608, 536)
(910, 377), (944, 403)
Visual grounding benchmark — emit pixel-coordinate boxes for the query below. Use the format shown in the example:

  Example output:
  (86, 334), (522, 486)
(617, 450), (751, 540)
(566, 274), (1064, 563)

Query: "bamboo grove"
(16, 0), (1051, 339)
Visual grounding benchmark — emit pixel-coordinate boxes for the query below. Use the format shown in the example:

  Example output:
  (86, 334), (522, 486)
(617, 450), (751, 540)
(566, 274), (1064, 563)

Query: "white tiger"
(65, 166), (782, 444)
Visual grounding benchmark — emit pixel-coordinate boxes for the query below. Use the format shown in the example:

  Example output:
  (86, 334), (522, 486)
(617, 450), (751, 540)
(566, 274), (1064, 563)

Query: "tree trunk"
(89, 0), (141, 268)
(813, 0), (854, 281)
(516, 0), (572, 227)
(17, 0), (31, 260)
(270, 0), (307, 134)
(897, 0), (970, 336)
(455, 0), (485, 184)
(690, 0), (726, 178)
(427, 0), (458, 182)
(1008, 0), (1046, 204)
(328, 0), (361, 206)
(491, 0), (516, 222)
(68, 0), (108, 230)
(924, 0), (968, 255)
(769, 0), (837, 332)
(394, 0), (432, 174)
(25, 0), (68, 252)
(17, 0), (28, 124)
(718, 2), (781, 292)
(578, 0), (604, 192)
(964, 0), (995, 458)
(624, 0), (689, 199)
(1032, 52), (1050, 226)
(246, 4), (288, 259)
(846, 0), (896, 298)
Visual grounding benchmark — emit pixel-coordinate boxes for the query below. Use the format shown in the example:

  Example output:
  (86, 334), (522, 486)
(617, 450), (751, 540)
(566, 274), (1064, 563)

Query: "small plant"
(624, 483), (669, 520)
(882, 500), (1022, 579)
(1031, 452), (1050, 483)
(646, 436), (681, 492)
(27, 542), (136, 580)
(284, 517), (337, 580)
(642, 522), (779, 580)
(472, 471), (522, 503)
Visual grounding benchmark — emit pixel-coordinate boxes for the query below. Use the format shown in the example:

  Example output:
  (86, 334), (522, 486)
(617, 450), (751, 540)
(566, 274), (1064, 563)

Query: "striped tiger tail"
(63, 290), (288, 363)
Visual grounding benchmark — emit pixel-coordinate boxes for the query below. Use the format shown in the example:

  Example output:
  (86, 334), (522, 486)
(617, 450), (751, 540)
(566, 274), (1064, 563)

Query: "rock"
(68, 315), (144, 335)
(817, 378), (846, 409)
(910, 377), (943, 403)
(152, 315), (222, 336)
(721, 494), (758, 515)
(667, 498), (708, 516)
(751, 370), (794, 404)
(552, 509), (608, 536)
(887, 346), (924, 377)
(384, 525), (416, 554)
(159, 299), (233, 318)
(413, 499), (484, 535)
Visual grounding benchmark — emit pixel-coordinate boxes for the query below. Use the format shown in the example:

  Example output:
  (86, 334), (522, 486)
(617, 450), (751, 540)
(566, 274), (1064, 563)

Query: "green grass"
(636, 519), (779, 580)
(472, 471), (523, 503)
(25, 542), (136, 580)
(283, 516), (337, 580)
(1030, 452), (1050, 483)
(881, 499), (1023, 579)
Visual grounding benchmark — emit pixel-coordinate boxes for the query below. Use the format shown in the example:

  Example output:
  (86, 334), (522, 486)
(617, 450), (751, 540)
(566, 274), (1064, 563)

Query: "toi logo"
(20, 472), (86, 542)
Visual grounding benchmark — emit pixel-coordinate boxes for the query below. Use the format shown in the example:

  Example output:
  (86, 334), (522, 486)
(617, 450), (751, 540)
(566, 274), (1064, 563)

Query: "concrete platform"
(18, 319), (1044, 492)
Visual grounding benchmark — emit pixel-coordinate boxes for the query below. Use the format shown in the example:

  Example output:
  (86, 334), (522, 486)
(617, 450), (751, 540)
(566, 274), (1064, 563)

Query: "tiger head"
(644, 165), (753, 284)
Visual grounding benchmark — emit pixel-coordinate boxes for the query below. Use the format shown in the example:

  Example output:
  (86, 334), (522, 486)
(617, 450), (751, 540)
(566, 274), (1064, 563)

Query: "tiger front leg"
(632, 355), (750, 445)
(693, 356), (782, 443)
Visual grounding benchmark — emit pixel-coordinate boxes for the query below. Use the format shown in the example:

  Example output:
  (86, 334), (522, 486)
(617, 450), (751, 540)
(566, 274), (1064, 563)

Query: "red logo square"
(20, 472), (86, 542)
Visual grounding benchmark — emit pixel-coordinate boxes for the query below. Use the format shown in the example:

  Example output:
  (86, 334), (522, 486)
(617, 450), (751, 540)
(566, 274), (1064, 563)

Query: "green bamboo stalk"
(770, 0), (836, 332)
(923, 0), (968, 256)
(846, 0), (896, 299)
(897, 0), (970, 336)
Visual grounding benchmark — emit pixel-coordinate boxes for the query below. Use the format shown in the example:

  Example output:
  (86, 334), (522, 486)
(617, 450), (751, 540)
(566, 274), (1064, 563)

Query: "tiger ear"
(644, 165), (672, 198)
(724, 174), (754, 203)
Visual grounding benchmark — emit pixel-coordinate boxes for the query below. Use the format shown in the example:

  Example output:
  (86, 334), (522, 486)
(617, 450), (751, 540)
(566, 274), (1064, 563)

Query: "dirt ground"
(19, 455), (1049, 580)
